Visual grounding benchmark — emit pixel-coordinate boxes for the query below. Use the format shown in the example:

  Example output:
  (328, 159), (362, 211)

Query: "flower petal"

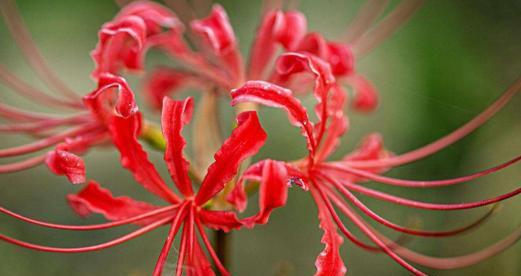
(198, 210), (242, 232)
(191, 4), (236, 56)
(243, 159), (289, 226)
(83, 74), (138, 122)
(347, 74), (378, 112)
(90, 16), (147, 79)
(312, 189), (347, 276)
(144, 67), (199, 110)
(67, 181), (162, 225)
(195, 111), (267, 205)
(316, 85), (349, 162)
(116, 1), (181, 36)
(341, 133), (391, 181)
(231, 80), (316, 153)
(247, 10), (307, 79)
(161, 97), (194, 197)
(45, 149), (85, 184)
(191, 4), (242, 83)
(110, 112), (180, 203)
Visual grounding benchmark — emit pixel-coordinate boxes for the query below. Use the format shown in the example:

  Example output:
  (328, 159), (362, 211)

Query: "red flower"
(0, 1), (174, 183)
(135, 0), (420, 113)
(0, 96), (288, 275)
(230, 52), (521, 275)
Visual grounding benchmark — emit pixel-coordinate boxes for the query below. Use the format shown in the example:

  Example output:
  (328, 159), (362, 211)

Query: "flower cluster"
(0, 0), (520, 275)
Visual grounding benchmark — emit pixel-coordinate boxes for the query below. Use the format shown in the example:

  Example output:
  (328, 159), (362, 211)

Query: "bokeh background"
(1, 0), (520, 275)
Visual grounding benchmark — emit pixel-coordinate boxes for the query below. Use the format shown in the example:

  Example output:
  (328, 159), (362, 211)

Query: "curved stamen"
(0, 102), (61, 122)
(0, 204), (178, 231)
(0, 115), (91, 133)
(0, 124), (99, 158)
(0, 217), (171, 253)
(347, 76), (521, 169)
(344, 0), (390, 43)
(153, 203), (188, 276)
(311, 184), (426, 275)
(0, 65), (82, 109)
(0, 154), (46, 173)
(352, 0), (425, 57)
(175, 221), (189, 276)
(339, 179), (521, 210)
(0, 0), (80, 100)
(195, 215), (229, 276)
(315, 182), (412, 253)
(320, 173), (497, 237)
(322, 154), (521, 188)
(326, 186), (521, 270)
(391, 225), (521, 269)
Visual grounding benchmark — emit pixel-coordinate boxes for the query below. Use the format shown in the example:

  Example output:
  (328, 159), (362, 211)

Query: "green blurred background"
(1, 0), (520, 275)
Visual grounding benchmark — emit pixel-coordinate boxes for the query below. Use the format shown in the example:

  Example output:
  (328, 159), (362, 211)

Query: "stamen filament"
(0, 217), (171, 253)
(347, 76), (521, 169)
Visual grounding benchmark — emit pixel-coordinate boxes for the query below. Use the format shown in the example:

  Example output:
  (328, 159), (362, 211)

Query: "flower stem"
(214, 230), (231, 270)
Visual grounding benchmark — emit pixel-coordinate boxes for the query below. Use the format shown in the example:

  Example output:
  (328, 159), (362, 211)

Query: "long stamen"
(352, 0), (425, 57)
(0, 65), (82, 109)
(338, 179), (521, 210)
(195, 216), (229, 276)
(312, 184), (425, 275)
(313, 181), (411, 253)
(175, 222), (189, 276)
(0, 115), (90, 133)
(0, 154), (46, 173)
(322, 154), (521, 188)
(0, 0), (80, 100)
(343, 0), (390, 43)
(0, 124), (99, 158)
(327, 186), (521, 270)
(391, 226), (521, 269)
(0, 217), (171, 253)
(319, 173), (497, 237)
(153, 203), (188, 276)
(347, 76), (521, 169)
(0, 102), (60, 122)
(0, 204), (178, 231)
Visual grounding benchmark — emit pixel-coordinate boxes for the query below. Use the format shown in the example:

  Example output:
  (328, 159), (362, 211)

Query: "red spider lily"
(0, 96), (289, 275)
(137, 0), (423, 112)
(0, 1), (182, 183)
(229, 52), (521, 275)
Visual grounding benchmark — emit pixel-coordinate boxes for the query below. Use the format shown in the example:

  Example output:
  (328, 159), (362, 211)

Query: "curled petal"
(296, 33), (355, 77)
(316, 85), (349, 162)
(45, 149), (85, 184)
(144, 67), (199, 110)
(191, 4), (236, 55)
(327, 42), (355, 76)
(231, 80), (316, 153)
(116, 0), (181, 35)
(347, 75), (378, 111)
(243, 160), (289, 226)
(273, 11), (307, 50)
(67, 181), (162, 225)
(342, 133), (391, 181)
(191, 4), (242, 83)
(276, 52), (335, 97)
(311, 188), (347, 276)
(248, 10), (307, 79)
(198, 210), (242, 232)
(91, 16), (147, 78)
(110, 113), (180, 203)
(195, 111), (267, 205)
(161, 97), (194, 197)
(83, 74), (138, 122)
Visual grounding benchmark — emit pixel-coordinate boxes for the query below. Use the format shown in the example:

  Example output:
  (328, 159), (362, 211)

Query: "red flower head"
(0, 95), (289, 275)
(0, 1), (183, 183)
(230, 52), (521, 275)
